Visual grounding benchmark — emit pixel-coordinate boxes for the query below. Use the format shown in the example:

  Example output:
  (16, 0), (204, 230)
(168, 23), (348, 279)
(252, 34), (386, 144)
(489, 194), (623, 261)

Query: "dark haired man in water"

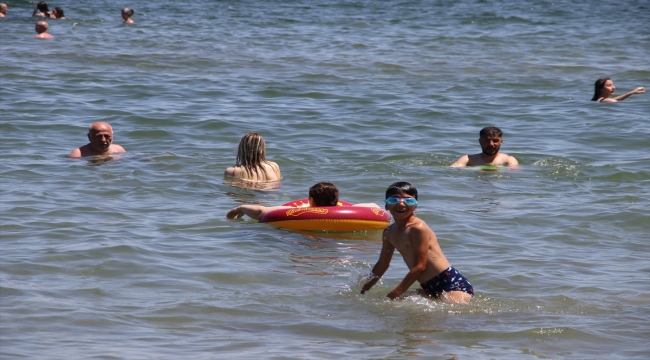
(69, 122), (126, 158)
(451, 126), (518, 167)
(226, 181), (379, 220)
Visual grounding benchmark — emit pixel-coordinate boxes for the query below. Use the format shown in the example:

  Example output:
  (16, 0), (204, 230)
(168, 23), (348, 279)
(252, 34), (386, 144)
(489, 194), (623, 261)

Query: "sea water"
(1, 0), (649, 358)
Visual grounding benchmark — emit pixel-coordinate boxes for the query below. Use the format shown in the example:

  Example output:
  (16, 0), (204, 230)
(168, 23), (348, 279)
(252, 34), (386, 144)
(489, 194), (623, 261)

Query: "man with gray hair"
(69, 122), (126, 157)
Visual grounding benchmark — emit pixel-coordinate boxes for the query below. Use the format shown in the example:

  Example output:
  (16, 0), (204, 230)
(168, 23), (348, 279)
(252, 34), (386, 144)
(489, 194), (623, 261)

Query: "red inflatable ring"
(258, 198), (391, 231)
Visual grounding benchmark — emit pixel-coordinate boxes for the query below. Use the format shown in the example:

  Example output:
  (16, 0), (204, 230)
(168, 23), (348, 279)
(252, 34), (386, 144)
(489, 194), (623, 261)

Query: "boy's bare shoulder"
(406, 217), (435, 237)
(408, 216), (431, 229)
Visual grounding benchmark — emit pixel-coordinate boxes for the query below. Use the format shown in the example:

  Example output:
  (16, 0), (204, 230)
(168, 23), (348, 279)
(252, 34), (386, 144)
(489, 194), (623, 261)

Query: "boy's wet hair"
(385, 181), (418, 200)
(309, 182), (339, 206)
(479, 126), (502, 138)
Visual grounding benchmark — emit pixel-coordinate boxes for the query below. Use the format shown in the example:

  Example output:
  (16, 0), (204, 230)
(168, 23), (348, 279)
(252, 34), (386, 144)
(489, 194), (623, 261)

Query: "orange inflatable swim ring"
(259, 198), (391, 231)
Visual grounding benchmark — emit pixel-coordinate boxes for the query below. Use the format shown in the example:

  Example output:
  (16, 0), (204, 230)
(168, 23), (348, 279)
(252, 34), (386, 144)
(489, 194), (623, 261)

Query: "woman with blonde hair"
(224, 132), (282, 182)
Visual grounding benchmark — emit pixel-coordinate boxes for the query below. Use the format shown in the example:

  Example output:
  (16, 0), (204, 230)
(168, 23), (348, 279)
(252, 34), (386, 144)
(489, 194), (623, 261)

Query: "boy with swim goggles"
(361, 181), (473, 303)
(385, 196), (418, 206)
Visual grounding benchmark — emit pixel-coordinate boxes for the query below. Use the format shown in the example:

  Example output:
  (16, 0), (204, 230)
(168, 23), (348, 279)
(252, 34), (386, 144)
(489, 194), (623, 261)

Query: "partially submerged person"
(224, 132), (282, 183)
(121, 8), (134, 24)
(32, 2), (52, 18)
(226, 182), (379, 220)
(451, 126), (518, 167)
(52, 7), (65, 19)
(0, 3), (7, 18)
(34, 21), (53, 39)
(69, 122), (126, 158)
(361, 182), (473, 304)
(591, 78), (645, 102)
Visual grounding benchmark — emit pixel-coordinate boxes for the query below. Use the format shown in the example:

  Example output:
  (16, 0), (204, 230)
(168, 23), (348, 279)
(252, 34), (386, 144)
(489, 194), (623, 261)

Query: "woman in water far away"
(121, 8), (134, 24)
(52, 7), (65, 19)
(592, 78), (645, 102)
(224, 132), (282, 183)
(32, 2), (52, 18)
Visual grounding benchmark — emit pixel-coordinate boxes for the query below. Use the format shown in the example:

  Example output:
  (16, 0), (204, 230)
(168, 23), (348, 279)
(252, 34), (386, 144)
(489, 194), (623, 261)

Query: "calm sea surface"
(1, 0), (649, 359)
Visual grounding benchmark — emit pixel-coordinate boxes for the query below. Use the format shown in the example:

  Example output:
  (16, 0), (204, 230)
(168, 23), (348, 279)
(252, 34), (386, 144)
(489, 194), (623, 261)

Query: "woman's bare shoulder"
(224, 166), (242, 178)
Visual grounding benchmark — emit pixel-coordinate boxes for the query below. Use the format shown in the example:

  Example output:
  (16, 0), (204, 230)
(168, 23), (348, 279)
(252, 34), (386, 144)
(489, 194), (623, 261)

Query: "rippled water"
(1, 0), (649, 359)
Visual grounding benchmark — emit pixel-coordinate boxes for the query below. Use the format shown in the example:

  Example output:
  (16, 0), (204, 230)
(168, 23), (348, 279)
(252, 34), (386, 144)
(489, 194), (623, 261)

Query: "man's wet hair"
(479, 126), (503, 138)
(309, 182), (339, 206)
(385, 181), (418, 200)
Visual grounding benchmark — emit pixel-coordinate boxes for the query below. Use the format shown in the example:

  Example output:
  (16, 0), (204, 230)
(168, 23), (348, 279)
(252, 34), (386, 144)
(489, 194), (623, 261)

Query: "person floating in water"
(0, 3), (8, 18)
(32, 2), (51, 18)
(224, 132), (282, 183)
(361, 182), (473, 303)
(34, 21), (53, 39)
(591, 78), (645, 102)
(121, 8), (134, 24)
(69, 122), (126, 158)
(450, 126), (518, 167)
(52, 7), (65, 19)
(226, 182), (379, 220)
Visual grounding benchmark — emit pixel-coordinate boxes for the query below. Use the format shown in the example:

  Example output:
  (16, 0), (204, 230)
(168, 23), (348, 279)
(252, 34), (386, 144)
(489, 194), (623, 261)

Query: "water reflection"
(291, 229), (383, 242)
(467, 196), (501, 213)
(85, 155), (119, 166)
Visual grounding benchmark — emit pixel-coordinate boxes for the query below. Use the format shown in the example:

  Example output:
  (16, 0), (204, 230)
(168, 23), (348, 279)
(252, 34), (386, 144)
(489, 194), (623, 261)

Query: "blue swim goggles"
(385, 197), (418, 206)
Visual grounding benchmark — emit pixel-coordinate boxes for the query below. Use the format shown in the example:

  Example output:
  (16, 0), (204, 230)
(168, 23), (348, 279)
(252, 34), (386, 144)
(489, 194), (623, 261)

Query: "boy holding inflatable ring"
(361, 182), (473, 303)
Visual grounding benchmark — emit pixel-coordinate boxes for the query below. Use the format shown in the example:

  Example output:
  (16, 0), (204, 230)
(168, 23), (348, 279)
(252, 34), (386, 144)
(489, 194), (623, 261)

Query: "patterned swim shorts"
(420, 266), (474, 298)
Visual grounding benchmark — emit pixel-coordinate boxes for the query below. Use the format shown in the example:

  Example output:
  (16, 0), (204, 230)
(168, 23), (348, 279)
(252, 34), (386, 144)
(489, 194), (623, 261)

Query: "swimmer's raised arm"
(450, 155), (469, 167)
(226, 205), (290, 220)
(612, 87), (645, 102)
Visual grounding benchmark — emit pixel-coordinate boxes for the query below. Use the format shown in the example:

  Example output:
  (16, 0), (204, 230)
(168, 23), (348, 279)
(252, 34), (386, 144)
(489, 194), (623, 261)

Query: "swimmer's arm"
(269, 161), (282, 179)
(110, 144), (126, 153)
(68, 147), (84, 158)
(387, 226), (428, 300)
(505, 155), (519, 167)
(353, 202), (380, 208)
(224, 166), (240, 178)
(361, 228), (394, 294)
(450, 155), (469, 167)
(612, 87), (645, 101)
(226, 205), (289, 220)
